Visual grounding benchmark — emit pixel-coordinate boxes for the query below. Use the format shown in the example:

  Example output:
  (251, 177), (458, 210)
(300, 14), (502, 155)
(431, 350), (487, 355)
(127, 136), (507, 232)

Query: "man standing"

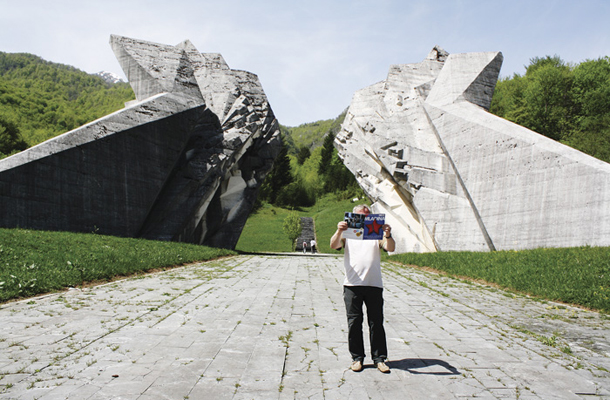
(330, 204), (395, 373)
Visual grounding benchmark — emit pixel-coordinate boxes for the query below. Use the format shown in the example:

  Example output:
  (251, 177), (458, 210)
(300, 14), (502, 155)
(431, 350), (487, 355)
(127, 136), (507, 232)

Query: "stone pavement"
(1, 254), (609, 399)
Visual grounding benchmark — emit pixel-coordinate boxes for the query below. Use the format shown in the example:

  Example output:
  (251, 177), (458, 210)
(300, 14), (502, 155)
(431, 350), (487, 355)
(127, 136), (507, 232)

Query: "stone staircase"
(295, 217), (317, 253)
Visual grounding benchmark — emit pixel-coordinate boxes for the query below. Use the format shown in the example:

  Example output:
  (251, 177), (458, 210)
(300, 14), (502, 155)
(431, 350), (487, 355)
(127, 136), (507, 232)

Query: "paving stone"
(1, 254), (609, 399)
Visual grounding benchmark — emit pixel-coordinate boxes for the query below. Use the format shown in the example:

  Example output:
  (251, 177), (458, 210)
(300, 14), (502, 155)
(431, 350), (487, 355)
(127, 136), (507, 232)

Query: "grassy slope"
(235, 194), (358, 254)
(0, 228), (235, 302)
(235, 204), (299, 253)
(389, 248), (610, 313)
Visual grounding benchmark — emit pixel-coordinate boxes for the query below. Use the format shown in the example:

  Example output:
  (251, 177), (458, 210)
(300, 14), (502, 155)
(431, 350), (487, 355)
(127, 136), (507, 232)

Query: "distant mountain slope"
(0, 52), (134, 155)
(281, 109), (346, 154)
(0, 49), (345, 159)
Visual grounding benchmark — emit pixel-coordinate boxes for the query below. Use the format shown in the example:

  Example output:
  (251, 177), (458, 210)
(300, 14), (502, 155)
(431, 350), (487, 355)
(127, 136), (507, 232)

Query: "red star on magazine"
(342, 212), (385, 240)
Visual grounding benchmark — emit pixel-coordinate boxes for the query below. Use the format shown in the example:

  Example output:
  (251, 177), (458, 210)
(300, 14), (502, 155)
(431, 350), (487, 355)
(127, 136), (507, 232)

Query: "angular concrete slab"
(0, 36), (281, 249)
(337, 46), (610, 253)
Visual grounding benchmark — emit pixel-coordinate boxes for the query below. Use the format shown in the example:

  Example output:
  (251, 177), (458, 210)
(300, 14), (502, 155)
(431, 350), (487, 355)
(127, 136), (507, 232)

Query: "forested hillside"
(279, 110), (346, 154)
(259, 110), (362, 208)
(490, 55), (610, 163)
(0, 52), (134, 158)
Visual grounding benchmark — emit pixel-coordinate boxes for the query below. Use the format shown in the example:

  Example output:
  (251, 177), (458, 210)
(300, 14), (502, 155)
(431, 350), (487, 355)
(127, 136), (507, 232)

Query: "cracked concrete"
(1, 254), (609, 399)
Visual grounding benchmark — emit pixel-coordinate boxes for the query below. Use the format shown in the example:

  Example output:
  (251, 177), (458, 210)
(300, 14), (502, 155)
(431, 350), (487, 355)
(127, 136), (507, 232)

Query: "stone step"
(296, 217), (317, 252)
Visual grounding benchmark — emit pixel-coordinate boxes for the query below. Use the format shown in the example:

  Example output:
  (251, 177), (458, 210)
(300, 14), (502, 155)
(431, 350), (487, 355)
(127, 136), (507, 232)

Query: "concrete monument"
(0, 35), (280, 249)
(337, 46), (610, 253)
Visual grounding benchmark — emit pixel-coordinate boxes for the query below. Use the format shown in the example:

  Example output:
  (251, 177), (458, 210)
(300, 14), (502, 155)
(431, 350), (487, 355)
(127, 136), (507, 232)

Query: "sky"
(1, 0), (609, 127)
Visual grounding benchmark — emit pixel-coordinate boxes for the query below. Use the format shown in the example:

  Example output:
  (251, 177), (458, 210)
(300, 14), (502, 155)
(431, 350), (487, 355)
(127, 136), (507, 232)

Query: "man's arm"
(330, 221), (348, 250)
(381, 224), (395, 252)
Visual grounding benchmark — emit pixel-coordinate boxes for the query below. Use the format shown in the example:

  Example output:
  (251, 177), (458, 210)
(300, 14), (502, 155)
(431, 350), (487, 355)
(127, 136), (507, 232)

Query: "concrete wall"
(0, 36), (280, 249)
(337, 46), (610, 253)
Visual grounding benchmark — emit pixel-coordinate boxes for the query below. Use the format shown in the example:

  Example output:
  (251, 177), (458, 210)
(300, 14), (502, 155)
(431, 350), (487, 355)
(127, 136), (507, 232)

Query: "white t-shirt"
(343, 239), (383, 288)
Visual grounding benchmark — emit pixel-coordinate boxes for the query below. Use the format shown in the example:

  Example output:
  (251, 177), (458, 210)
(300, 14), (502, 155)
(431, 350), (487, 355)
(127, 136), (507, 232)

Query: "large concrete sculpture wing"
(0, 35), (280, 249)
(337, 46), (610, 253)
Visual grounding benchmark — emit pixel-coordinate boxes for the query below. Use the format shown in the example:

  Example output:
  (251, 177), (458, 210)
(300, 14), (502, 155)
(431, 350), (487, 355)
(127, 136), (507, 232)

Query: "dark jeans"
(343, 285), (387, 363)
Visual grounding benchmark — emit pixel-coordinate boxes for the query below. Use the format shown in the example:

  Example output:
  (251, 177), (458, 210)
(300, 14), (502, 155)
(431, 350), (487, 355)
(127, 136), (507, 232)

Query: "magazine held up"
(342, 212), (385, 240)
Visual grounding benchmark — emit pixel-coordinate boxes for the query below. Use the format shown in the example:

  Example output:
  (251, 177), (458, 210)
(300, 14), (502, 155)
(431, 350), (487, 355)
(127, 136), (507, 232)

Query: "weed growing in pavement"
(512, 324), (573, 353)
(539, 334), (558, 347)
(326, 346), (338, 357)
(279, 331), (293, 348)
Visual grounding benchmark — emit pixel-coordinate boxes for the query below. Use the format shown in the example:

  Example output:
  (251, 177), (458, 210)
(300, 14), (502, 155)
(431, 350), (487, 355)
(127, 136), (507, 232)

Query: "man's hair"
(353, 204), (370, 213)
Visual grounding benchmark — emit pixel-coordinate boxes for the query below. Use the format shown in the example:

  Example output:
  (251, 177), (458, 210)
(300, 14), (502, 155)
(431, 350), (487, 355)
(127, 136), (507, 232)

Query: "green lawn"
(235, 194), (357, 254)
(235, 204), (298, 253)
(390, 247), (610, 313)
(0, 228), (235, 303)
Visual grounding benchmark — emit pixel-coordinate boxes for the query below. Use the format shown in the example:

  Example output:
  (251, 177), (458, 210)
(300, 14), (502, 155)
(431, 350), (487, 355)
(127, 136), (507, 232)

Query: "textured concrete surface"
(1, 254), (609, 399)
(337, 46), (610, 253)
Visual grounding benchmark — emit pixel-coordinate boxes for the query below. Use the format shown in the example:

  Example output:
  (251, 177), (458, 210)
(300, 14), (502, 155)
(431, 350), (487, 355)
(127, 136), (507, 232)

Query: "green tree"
(525, 55), (565, 76)
(279, 124), (297, 153)
(314, 130), (361, 197)
(0, 115), (27, 158)
(323, 151), (360, 196)
(490, 54), (610, 163)
(522, 57), (575, 141)
(489, 74), (528, 125)
(564, 57), (610, 161)
(282, 212), (302, 251)
(259, 137), (293, 204)
(296, 146), (324, 201)
(276, 180), (314, 208)
(296, 146), (311, 165)
(318, 132), (335, 175)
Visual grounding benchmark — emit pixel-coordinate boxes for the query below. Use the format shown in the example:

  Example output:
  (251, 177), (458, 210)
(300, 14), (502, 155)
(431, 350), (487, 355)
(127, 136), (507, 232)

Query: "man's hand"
(381, 224), (395, 252)
(382, 224), (391, 237)
(330, 221), (348, 249)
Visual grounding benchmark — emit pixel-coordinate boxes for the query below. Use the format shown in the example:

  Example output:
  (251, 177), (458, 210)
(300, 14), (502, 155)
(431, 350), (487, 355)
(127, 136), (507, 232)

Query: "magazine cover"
(342, 212), (385, 240)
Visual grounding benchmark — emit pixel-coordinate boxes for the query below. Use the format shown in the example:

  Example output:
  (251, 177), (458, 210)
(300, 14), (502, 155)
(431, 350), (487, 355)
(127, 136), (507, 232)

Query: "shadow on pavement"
(387, 358), (461, 375)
